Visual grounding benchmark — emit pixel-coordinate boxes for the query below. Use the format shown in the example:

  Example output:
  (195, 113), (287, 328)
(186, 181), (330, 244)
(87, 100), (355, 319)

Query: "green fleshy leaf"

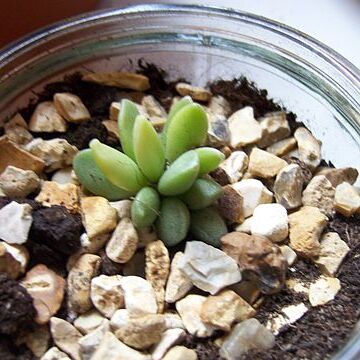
(195, 147), (225, 175)
(131, 187), (160, 228)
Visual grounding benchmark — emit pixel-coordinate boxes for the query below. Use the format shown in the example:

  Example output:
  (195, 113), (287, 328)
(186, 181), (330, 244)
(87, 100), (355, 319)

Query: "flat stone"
(175, 295), (215, 337)
(29, 101), (67, 132)
(288, 206), (328, 258)
(228, 107), (262, 148)
(274, 164), (304, 210)
(217, 185), (244, 223)
(41, 347), (71, 360)
(74, 310), (107, 335)
(334, 182), (360, 217)
(22, 264), (65, 324)
(232, 179), (273, 218)
(279, 245), (297, 266)
(91, 275), (124, 318)
(200, 290), (256, 331)
(152, 328), (186, 360)
(175, 83), (211, 102)
(308, 276), (341, 306)
(294, 127), (322, 170)
(221, 232), (287, 294)
(54, 93), (90, 123)
(315, 232), (350, 276)
(0, 136), (45, 174)
(316, 167), (358, 187)
(91, 331), (151, 360)
(67, 254), (101, 314)
(165, 252), (193, 303)
(142, 95), (167, 118)
(163, 346), (197, 360)
(248, 148), (288, 178)
(251, 204), (288, 243)
(114, 314), (166, 350)
(220, 318), (275, 359)
(50, 317), (82, 360)
(266, 303), (308, 335)
(0, 201), (32, 244)
(36, 181), (80, 214)
(258, 111), (290, 148)
(0, 242), (28, 279)
(110, 199), (132, 219)
(106, 217), (138, 263)
(24, 325), (50, 358)
(81, 196), (117, 239)
(0, 165), (39, 198)
(78, 319), (110, 360)
(51, 167), (73, 184)
(179, 241), (241, 295)
(83, 72), (150, 91)
(145, 240), (170, 313)
(120, 276), (158, 316)
(266, 137), (297, 157)
(219, 151), (249, 183)
(302, 175), (335, 217)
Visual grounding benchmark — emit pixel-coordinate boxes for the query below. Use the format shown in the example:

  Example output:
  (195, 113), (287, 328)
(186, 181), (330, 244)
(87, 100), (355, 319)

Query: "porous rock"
(179, 241), (241, 295)
(221, 232), (287, 294)
(248, 148), (287, 178)
(288, 206), (328, 258)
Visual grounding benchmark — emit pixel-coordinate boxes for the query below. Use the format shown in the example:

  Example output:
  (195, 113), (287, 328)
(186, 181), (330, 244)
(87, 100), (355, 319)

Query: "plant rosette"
(74, 96), (227, 247)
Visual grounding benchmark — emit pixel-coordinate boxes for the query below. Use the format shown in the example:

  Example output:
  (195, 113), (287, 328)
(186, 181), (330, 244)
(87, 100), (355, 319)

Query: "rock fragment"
(36, 181), (80, 214)
(279, 245), (297, 266)
(232, 179), (273, 218)
(208, 95), (231, 116)
(230, 280), (261, 305)
(79, 232), (109, 254)
(163, 346), (197, 360)
(110, 199), (132, 219)
(316, 167), (358, 187)
(165, 252), (192, 303)
(334, 182), (360, 217)
(302, 175), (335, 216)
(21, 264), (65, 324)
(217, 185), (244, 223)
(90, 275), (124, 318)
(54, 93), (91, 123)
(0, 136), (45, 174)
(314, 232), (350, 276)
(83, 72), (150, 91)
(67, 254), (101, 314)
(175, 295), (215, 337)
(294, 127), (321, 170)
(258, 111), (290, 148)
(74, 310), (107, 335)
(102, 120), (119, 138)
(106, 217), (138, 263)
(145, 240), (170, 313)
(248, 148), (287, 178)
(152, 328), (186, 360)
(142, 95), (167, 118)
(220, 318), (275, 359)
(250, 203), (288, 242)
(288, 206), (328, 258)
(120, 276), (158, 316)
(4, 125), (33, 146)
(228, 107), (262, 148)
(274, 164), (304, 210)
(41, 347), (71, 360)
(50, 317), (82, 360)
(179, 241), (241, 295)
(51, 167), (73, 184)
(29, 102), (67, 132)
(308, 276), (341, 306)
(219, 151), (249, 183)
(0, 242), (27, 278)
(234, 217), (253, 234)
(207, 115), (230, 146)
(221, 232), (287, 294)
(266, 137), (297, 157)
(81, 196), (117, 239)
(0, 201), (32, 244)
(175, 83), (211, 102)
(200, 290), (256, 331)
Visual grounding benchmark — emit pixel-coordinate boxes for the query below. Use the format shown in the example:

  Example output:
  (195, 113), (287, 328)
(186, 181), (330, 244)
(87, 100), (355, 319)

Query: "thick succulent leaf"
(156, 197), (190, 247)
(131, 187), (160, 228)
(90, 139), (147, 193)
(118, 99), (139, 161)
(195, 147), (225, 175)
(182, 178), (224, 210)
(190, 207), (228, 247)
(158, 150), (199, 196)
(133, 115), (165, 182)
(165, 103), (208, 162)
(73, 149), (132, 200)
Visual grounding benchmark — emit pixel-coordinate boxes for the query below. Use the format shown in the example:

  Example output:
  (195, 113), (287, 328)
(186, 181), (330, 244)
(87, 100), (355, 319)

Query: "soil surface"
(3, 61), (359, 360)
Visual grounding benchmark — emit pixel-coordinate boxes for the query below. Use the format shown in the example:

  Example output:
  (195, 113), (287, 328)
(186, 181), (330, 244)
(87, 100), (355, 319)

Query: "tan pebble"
(102, 120), (119, 138)
(308, 276), (341, 306)
(21, 264), (65, 324)
(266, 137), (297, 157)
(316, 167), (358, 187)
(54, 93), (90, 123)
(5, 125), (33, 146)
(109, 102), (121, 121)
(142, 95), (167, 118)
(208, 95), (231, 117)
(74, 310), (107, 335)
(4, 113), (28, 129)
(152, 328), (186, 360)
(279, 245), (297, 266)
(36, 181), (80, 214)
(219, 151), (249, 183)
(175, 82), (211, 102)
(29, 102), (67, 132)
(334, 182), (360, 217)
(109, 199), (132, 219)
(258, 111), (290, 148)
(163, 346), (197, 360)
(41, 347), (71, 360)
(294, 127), (321, 170)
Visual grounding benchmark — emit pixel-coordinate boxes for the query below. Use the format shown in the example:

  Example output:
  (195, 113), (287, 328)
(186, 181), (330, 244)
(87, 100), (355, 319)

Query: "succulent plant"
(74, 96), (228, 247)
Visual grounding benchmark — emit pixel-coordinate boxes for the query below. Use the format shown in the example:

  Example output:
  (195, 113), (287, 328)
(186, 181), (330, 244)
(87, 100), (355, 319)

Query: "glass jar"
(0, 4), (359, 358)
